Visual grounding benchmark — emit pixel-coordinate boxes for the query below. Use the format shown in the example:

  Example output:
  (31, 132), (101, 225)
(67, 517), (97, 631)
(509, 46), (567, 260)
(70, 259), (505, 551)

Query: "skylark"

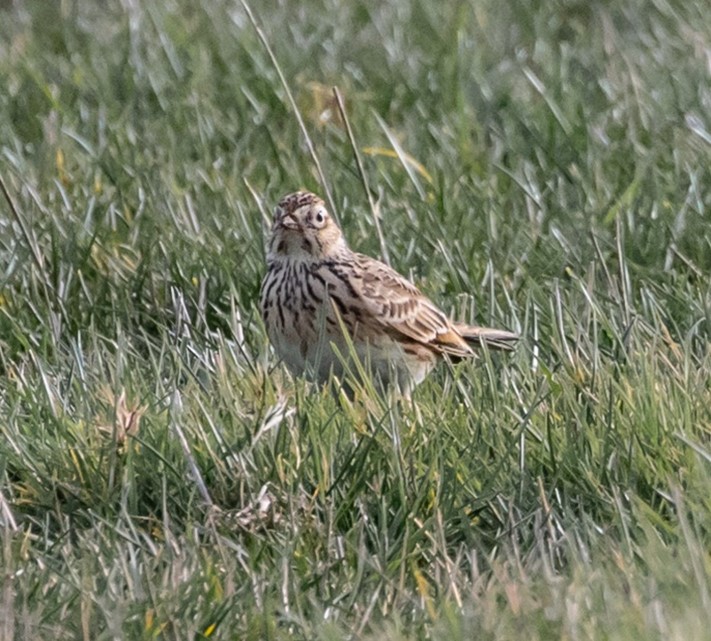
(260, 191), (518, 396)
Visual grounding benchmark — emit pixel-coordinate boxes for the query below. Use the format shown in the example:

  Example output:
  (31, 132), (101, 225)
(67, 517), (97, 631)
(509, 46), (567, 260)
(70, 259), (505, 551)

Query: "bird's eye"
(313, 209), (326, 227)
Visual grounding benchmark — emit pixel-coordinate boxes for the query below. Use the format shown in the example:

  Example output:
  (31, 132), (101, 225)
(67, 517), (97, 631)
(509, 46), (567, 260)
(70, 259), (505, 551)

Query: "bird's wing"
(351, 254), (473, 357)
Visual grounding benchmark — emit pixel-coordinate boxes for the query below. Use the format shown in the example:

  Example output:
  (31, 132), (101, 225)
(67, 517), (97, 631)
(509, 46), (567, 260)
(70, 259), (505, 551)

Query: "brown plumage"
(260, 191), (518, 396)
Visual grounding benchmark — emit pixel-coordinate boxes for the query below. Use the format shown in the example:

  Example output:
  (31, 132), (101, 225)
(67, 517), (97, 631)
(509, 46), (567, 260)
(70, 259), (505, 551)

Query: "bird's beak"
(279, 213), (300, 230)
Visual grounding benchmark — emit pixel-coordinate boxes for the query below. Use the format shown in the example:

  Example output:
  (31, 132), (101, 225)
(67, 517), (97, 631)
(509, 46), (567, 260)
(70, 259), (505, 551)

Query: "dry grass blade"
(239, 0), (337, 221)
(332, 86), (390, 265)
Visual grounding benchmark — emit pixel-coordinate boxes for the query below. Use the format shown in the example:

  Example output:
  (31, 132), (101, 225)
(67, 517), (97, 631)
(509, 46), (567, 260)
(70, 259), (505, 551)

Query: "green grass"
(1, 0), (710, 638)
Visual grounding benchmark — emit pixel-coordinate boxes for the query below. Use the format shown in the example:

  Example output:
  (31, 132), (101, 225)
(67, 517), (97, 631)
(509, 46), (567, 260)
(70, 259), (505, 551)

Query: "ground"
(0, 0), (710, 639)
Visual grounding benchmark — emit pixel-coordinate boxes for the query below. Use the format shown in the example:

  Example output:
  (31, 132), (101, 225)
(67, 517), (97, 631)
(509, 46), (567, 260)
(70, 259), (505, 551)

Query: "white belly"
(270, 320), (432, 395)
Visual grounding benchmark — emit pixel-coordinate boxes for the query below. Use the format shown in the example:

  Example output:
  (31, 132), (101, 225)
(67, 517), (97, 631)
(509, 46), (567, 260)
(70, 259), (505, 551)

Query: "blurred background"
(0, 1), (709, 639)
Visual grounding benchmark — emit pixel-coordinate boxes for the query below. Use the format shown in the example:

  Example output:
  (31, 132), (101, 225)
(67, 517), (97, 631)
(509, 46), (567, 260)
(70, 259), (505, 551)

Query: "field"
(1, 0), (710, 638)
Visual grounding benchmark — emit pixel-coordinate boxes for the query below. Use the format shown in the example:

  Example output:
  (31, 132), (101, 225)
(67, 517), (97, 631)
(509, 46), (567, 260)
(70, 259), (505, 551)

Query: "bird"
(260, 190), (518, 397)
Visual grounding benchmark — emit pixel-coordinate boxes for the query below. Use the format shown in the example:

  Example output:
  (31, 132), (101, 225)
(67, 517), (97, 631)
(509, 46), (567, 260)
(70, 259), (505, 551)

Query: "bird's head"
(267, 191), (347, 262)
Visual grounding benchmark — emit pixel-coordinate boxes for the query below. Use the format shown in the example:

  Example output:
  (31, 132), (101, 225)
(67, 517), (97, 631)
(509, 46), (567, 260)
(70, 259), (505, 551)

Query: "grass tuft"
(1, 0), (710, 638)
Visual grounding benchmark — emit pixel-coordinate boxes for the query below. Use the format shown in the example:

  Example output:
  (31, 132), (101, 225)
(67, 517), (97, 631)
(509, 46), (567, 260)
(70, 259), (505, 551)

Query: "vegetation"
(0, 0), (709, 638)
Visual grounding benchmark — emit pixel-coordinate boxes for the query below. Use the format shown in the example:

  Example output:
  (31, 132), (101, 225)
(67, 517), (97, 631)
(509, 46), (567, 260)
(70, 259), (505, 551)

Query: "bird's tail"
(454, 324), (519, 351)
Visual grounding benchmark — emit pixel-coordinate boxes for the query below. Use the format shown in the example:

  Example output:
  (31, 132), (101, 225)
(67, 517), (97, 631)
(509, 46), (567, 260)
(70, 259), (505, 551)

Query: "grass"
(0, 0), (710, 638)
